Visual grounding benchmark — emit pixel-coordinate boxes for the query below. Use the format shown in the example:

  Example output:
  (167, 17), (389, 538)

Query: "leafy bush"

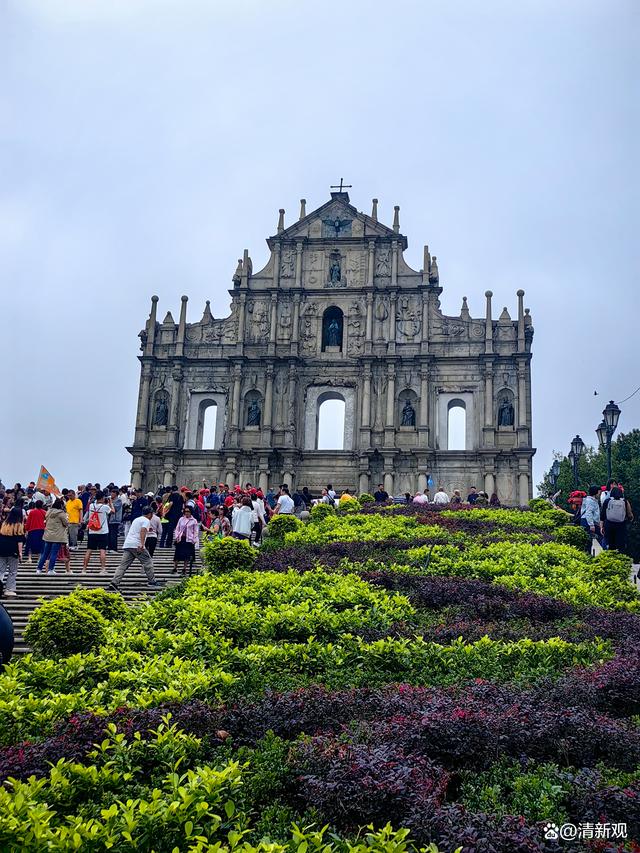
(70, 587), (129, 622)
(553, 525), (589, 549)
(23, 597), (107, 657)
(202, 536), (257, 574)
(309, 503), (336, 522)
(337, 497), (360, 514)
(266, 515), (301, 540)
(358, 493), (375, 504)
(528, 497), (554, 512)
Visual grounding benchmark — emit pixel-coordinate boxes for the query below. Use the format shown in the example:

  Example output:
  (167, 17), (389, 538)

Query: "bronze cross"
(330, 178), (352, 192)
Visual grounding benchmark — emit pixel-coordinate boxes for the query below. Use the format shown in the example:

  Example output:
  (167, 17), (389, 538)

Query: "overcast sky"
(2, 0), (638, 492)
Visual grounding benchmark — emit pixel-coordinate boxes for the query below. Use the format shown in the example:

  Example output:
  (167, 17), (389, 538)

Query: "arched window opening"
(199, 402), (218, 450)
(447, 400), (466, 450)
(321, 306), (344, 351)
(317, 395), (346, 450)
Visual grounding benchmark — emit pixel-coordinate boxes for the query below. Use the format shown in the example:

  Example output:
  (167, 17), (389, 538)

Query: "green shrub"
(70, 587), (129, 622)
(23, 597), (107, 657)
(266, 515), (301, 543)
(337, 497), (360, 514)
(554, 525), (589, 549)
(202, 537), (257, 574)
(310, 503), (336, 522)
(529, 497), (554, 512)
(358, 493), (375, 504)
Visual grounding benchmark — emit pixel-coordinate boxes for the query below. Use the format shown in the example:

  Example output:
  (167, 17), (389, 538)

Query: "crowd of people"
(0, 479), (307, 597)
(565, 478), (635, 554)
(372, 483), (500, 507)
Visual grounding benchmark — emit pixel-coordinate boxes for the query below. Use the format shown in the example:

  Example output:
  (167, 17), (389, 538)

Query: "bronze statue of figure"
(497, 397), (514, 427)
(401, 399), (416, 427)
(329, 257), (341, 284)
(247, 401), (261, 427)
(326, 318), (341, 347)
(154, 395), (169, 426)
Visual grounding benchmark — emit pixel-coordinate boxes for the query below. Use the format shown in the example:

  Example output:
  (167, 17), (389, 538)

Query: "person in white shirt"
(252, 493), (266, 543)
(232, 497), (254, 539)
(326, 484), (337, 501)
(145, 509), (163, 557)
(110, 507), (162, 589)
(83, 491), (113, 574)
(433, 487), (450, 505)
(274, 486), (295, 515)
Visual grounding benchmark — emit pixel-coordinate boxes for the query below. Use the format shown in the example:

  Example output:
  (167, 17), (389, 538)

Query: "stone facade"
(128, 192), (535, 503)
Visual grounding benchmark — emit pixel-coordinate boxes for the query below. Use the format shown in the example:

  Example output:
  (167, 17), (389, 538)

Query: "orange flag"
(36, 465), (61, 497)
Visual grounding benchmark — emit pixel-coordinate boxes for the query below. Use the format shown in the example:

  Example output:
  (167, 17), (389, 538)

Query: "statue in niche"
(279, 303), (292, 340)
(280, 249), (295, 278)
(401, 400), (416, 427)
(326, 319), (341, 346)
(247, 401), (261, 427)
(328, 255), (342, 286)
(497, 397), (515, 427)
(153, 395), (169, 427)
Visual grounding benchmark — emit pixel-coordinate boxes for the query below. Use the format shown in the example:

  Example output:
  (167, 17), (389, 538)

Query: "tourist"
(65, 489), (83, 551)
(107, 489), (123, 553)
(327, 484), (337, 501)
(274, 485), (295, 515)
(339, 489), (353, 504)
(231, 496), (253, 540)
(374, 483), (389, 503)
(301, 487), (313, 507)
(0, 507), (25, 597)
(580, 485), (603, 552)
(24, 499), (46, 563)
(110, 506), (162, 590)
(55, 542), (72, 574)
(82, 491), (113, 574)
(160, 485), (183, 548)
(475, 491), (490, 507)
(251, 491), (266, 542)
(202, 506), (231, 539)
(412, 491), (429, 505)
(144, 504), (162, 556)
(172, 505), (199, 575)
(450, 489), (462, 505)
(37, 498), (69, 575)
(489, 492), (501, 507)
(466, 487), (479, 504)
(293, 488), (307, 514)
(316, 488), (332, 505)
(601, 486), (633, 553)
(265, 487), (277, 511)
(600, 479), (617, 505)
(433, 485), (450, 505)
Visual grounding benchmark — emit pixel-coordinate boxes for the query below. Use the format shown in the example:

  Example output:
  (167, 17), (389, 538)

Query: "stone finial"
(176, 295), (188, 355)
(202, 300), (213, 322)
(277, 208), (285, 233)
(232, 258), (242, 287)
(162, 311), (175, 325)
(241, 248), (251, 285)
(499, 306), (512, 322)
(484, 290), (493, 354)
(517, 289), (525, 352)
(371, 198), (378, 221)
(429, 255), (439, 285)
(422, 245), (431, 284)
(145, 295), (159, 354)
(299, 199), (306, 219)
(460, 296), (471, 320)
(393, 205), (400, 233)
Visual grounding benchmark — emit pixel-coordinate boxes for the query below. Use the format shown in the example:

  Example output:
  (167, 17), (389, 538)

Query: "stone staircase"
(1, 543), (192, 655)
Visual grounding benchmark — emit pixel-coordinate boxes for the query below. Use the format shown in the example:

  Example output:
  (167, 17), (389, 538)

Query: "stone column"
(420, 292), (430, 355)
(385, 364), (396, 428)
(361, 364), (372, 429)
(417, 471), (427, 492)
(130, 455), (144, 490)
(286, 364), (297, 446)
(272, 244), (281, 289)
(485, 291), (494, 355)
(269, 294), (278, 348)
(517, 364), (527, 428)
(134, 361), (153, 446)
(144, 295), (159, 357)
(391, 240), (398, 287)
(175, 295), (188, 357)
(518, 472), (529, 506)
(517, 289), (525, 353)
(295, 241), (303, 287)
(237, 292), (247, 345)
(292, 296), (301, 343)
(365, 292), (373, 343)
(484, 472), (495, 496)
(419, 369), (429, 441)
(484, 364), (493, 427)
(225, 459), (237, 488)
(230, 365), (242, 430)
(263, 367), (274, 428)
(367, 240), (375, 286)
(359, 471), (369, 495)
(258, 465), (269, 494)
(388, 291), (397, 346)
(167, 364), (183, 447)
(384, 470), (394, 495)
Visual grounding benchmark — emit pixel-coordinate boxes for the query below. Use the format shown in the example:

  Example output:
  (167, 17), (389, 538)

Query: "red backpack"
(87, 506), (102, 531)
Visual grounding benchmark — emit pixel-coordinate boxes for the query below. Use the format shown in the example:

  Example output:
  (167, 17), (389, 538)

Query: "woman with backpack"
(37, 499), (69, 575)
(601, 486), (634, 553)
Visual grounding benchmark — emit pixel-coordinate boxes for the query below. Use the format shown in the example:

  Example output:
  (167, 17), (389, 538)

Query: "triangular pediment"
(270, 195), (400, 244)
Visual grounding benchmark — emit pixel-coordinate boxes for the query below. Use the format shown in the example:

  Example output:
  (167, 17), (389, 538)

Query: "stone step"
(1, 543), (202, 654)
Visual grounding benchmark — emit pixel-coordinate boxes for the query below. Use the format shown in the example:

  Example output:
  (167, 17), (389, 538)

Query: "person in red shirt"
(24, 500), (47, 563)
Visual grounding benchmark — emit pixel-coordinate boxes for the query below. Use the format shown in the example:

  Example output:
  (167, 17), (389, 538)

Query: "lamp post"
(569, 435), (585, 489)
(596, 400), (621, 480)
(549, 459), (561, 493)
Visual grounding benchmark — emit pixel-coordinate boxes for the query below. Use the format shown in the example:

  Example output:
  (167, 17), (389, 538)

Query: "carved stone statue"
(401, 400), (416, 427)
(247, 401), (261, 427)
(498, 397), (514, 427)
(154, 395), (169, 427)
(326, 318), (341, 347)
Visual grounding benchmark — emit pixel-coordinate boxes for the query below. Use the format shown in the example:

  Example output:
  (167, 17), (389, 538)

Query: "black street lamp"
(596, 400), (621, 480)
(549, 459), (561, 492)
(569, 435), (584, 488)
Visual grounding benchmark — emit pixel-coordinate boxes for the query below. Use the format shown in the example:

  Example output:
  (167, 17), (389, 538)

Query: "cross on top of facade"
(330, 178), (352, 193)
